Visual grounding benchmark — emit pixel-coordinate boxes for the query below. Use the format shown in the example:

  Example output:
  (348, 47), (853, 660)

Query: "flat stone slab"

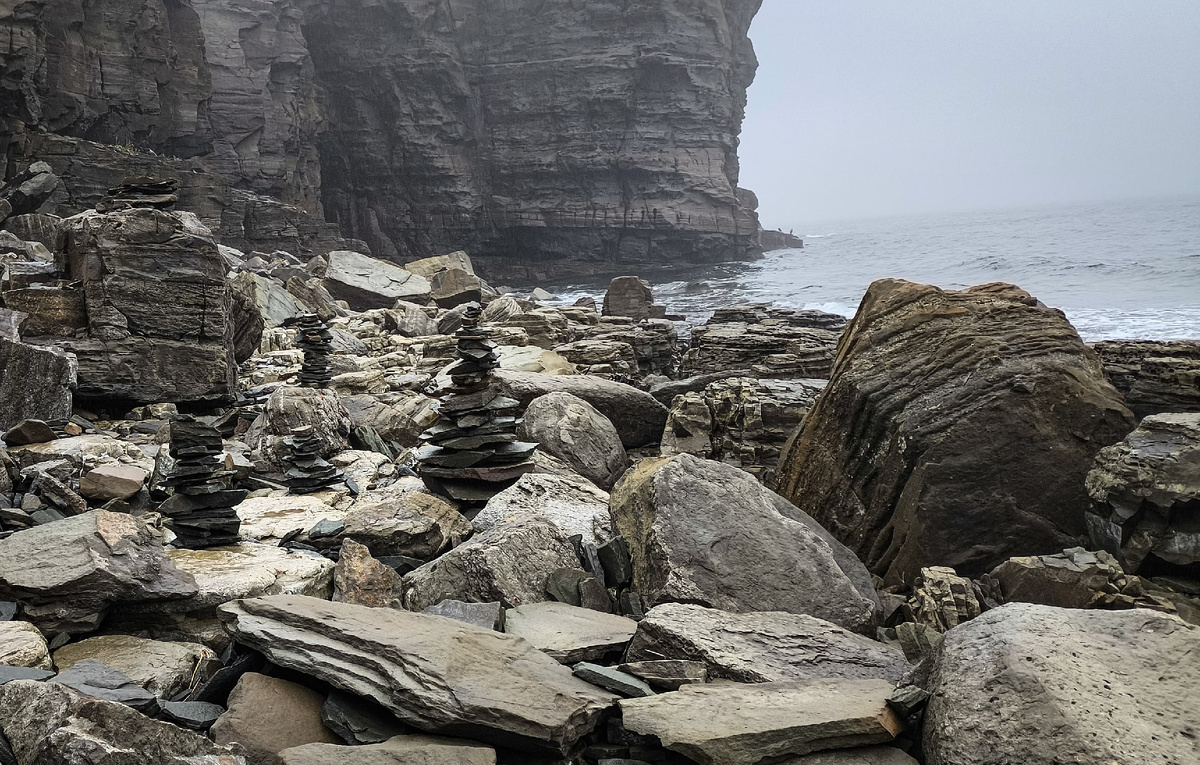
(504, 601), (638, 663)
(52, 634), (218, 697)
(280, 734), (496, 765)
(572, 663), (654, 698)
(619, 679), (902, 765)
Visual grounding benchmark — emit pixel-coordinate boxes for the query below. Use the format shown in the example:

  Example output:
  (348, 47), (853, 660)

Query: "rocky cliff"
(1, 0), (763, 280)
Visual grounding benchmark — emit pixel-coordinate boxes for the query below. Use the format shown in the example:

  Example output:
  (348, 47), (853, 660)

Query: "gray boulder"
(626, 603), (909, 684)
(211, 673), (340, 765)
(256, 386), (352, 467)
(920, 603), (1200, 765)
(473, 473), (613, 547)
(610, 455), (881, 633)
(332, 539), (404, 608)
(602, 276), (659, 321)
(322, 250), (431, 310)
(504, 602), (637, 663)
(339, 483), (472, 559)
(217, 595), (615, 753)
(517, 392), (629, 490)
(0, 338), (74, 431)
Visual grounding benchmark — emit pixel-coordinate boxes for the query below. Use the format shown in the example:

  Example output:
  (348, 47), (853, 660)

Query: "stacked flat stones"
(282, 425), (345, 493)
(159, 417), (244, 548)
(95, 176), (179, 212)
(417, 303), (537, 504)
(290, 314), (334, 388)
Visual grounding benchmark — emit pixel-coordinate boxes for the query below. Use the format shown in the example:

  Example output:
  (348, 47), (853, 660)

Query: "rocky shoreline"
(1, 172), (1199, 764)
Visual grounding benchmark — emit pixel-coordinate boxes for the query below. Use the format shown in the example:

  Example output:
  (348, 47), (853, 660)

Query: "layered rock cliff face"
(1, 0), (763, 280)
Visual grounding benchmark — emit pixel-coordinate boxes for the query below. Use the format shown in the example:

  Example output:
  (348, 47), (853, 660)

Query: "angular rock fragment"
(2, 419), (58, 447)
(1092, 339), (1200, 417)
(572, 663), (654, 698)
(211, 673), (340, 764)
(79, 463), (147, 501)
(517, 392), (629, 490)
(322, 690), (410, 745)
(617, 660), (707, 692)
(52, 635), (218, 698)
(473, 473), (612, 547)
(218, 595), (616, 753)
(626, 603), (909, 684)
(160, 700), (226, 731)
(333, 539), (404, 608)
(0, 620), (52, 669)
(984, 547), (1124, 609)
(504, 602), (637, 663)
(322, 250), (431, 310)
(0, 338), (74, 432)
(907, 567), (981, 632)
(340, 482), (471, 559)
(421, 600), (505, 631)
(619, 679), (902, 765)
(611, 455), (881, 632)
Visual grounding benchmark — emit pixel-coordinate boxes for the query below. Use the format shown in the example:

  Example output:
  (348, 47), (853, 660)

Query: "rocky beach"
(1, 1), (1199, 763)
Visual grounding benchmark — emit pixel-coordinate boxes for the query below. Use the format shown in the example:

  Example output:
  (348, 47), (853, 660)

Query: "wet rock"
(402, 518), (579, 611)
(78, 464), (147, 501)
(322, 250), (431, 310)
(0, 679), (243, 764)
(908, 567), (982, 633)
(572, 663), (654, 698)
(1085, 412), (1200, 574)
(211, 673), (340, 765)
(1092, 339), (1200, 417)
(517, 392), (628, 490)
(333, 539), (404, 608)
(774, 280), (1136, 584)
(619, 679), (901, 765)
(611, 455), (881, 633)
(984, 547), (1124, 609)
(52, 635), (218, 698)
(0, 620), (52, 669)
(52, 659), (158, 712)
(421, 600), (505, 631)
(0, 339), (74, 432)
(341, 482), (472, 559)
(496, 371), (669, 449)
(322, 690), (410, 745)
(217, 595), (616, 753)
(626, 603), (909, 684)
(602, 277), (660, 321)
(0, 510), (197, 633)
(504, 602), (637, 663)
(279, 735), (496, 765)
(920, 603), (1199, 765)
(473, 473), (613, 547)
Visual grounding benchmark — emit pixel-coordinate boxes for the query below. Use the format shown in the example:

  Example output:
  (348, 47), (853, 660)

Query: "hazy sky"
(739, 1), (1200, 229)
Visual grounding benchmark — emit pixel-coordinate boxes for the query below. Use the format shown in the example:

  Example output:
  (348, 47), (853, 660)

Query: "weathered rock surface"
(279, 735), (496, 765)
(504, 602), (637, 664)
(497, 370), (669, 449)
(626, 603), (909, 684)
(1092, 339), (1200, 417)
(236, 495), (344, 542)
(322, 251), (431, 310)
(517, 392), (629, 490)
(333, 539), (404, 608)
(340, 482), (472, 559)
(402, 519), (580, 611)
(611, 455), (881, 633)
(619, 679), (902, 765)
(983, 547), (1125, 609)
(0, 620), (52, 670)
(1085, 412), (1200, 574)
(211, 673), (340, 765)
(78, 464), (147, 501)
(257, 386), (351, 467)
(217, 595), (616, 753)
(52, 635), (218, 697)
(0, 679), (244, 764)
(682, 307), (845, 379)
(907, 567), (982, 633)
(472, 473), (613, 547)
(0, 338), (74, 431)
(920, 603), (1200, 765)
(602, 277), (661, 321)
(775, 280), (1136, 583)
(778, 748), (919, 765)
(0, 510), (196, 633)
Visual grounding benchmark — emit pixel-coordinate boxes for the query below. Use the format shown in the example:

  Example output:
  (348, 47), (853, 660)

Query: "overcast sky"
(739, 1), (1200, 229)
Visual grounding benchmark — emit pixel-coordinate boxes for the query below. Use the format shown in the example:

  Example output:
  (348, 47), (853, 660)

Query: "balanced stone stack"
(159, 417), (244, 548)
(282, 425), (345, 493)
(417, 303), (537, 504)
(288, 314), (334, 388)
(95, 177), (179, 212)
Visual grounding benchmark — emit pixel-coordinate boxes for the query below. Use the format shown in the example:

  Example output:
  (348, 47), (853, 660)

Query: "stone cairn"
(95, 176), (179, 212)
(417, 303), (537, 505)
(159, 416), (245, 548)
(287, 314), (334, 388)
(282, 425), (345, 494)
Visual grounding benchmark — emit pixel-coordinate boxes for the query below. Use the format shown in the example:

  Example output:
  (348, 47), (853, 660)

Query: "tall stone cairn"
(159, 416), (245, 548)
(282, 425), (346, 494)
(417, 303), (537, 505)
(289, 314), (334, 388)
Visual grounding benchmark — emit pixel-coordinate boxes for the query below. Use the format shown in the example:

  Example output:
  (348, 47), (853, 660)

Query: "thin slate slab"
(504, 601), (637, 663)
(572, 663), (654, 698)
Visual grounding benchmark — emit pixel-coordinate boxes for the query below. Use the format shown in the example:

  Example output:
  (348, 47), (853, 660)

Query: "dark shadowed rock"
(217, 595), (616, 753)
(1091, 339), (1200, 417)
(517, 392), (629, 490)
(920, 604), (1199, 765)
(0, 339), (74, 432)
(983, 547), (1124, 609)
(51, 659), (158, 713)
(161, 700), (226, 731)
(2, 419), (57, 446)
(211, 673), (340, 765)
(774, 280), (1136, 584)
(322, 690), (410, 745)
(572, 663), (654, 698)
(611, 455), (881, 633)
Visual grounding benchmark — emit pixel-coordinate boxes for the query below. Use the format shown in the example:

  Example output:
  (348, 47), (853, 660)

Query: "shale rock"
(402, 519), (580, 611)
(775, 280), (1136, 583)
(321, 690), (410, 745)
(229, 271), (266, 363)
(258, 386), (351, 467)
(496, 371), (669, 449)
(211, 673), (340, 765)
(279, 735), (496, 765)
(1092, 339), (1200, 417)
(340, 482), (472, 559)
(0, 620), (52, 670)
(908, 567), (981, 633)
(504, 602), (637, 663)
(517, 392), (629, 490)
(217, 595), (616, 753)
(984, 547), (1124, 609)
(626, 603), (909, 684)
(78, 464), (147, 501)
(1085, 412), (1200, 574)
(619, 679), (902, 765)
(52, 635), (218, 697)
(602, 277), (660, 321)
(0, 679), (244, 764)
(682, 308), (844, 379)
(0, 339), (74, 432)
(50, 659), (157, 712)
(920, 603), (1200, 765)
(333, 539), (404, 608)
(0, 510), (196, 633)
(473, 473), (613, 547)
(611, 455), (881, 633)
(322, 251), (431, 310)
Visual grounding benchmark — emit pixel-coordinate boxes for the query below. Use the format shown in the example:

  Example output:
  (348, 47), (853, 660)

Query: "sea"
(544, 195), (1200, 342)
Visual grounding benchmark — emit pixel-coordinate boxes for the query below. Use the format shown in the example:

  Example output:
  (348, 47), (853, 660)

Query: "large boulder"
(256, 386), (351, 467)
(626, 603), (909, 684)
(340, 481), (472, 559)
(472, 473), (613, 548)
(611, 455), (881, 633)
(0, 679), (244, 764)
(0, 338), (74, 431)
(774, 280), (1136, 584)
(229, 271), (267, 362)
(322, 250), (431, 310)
(1085, 412), (1200, 574)
(0, 510), (197, 633)
(211, 673), (340, 765)
(332, 539), (404, 608)
(919, 603), (1199, 765)
(496, 370), (668, 449)
(504, 602), (637, 663)
(602, 276), (660, 321)
(517, 392), (629, 490)
(217, 595), (616, 753)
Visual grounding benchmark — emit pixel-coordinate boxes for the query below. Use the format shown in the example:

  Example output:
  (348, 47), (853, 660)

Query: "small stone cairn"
(281, 425), (345, 494)
(159, 416), (245, 548)
(287, 314), (334, 388)
(417, 303), (537, 505)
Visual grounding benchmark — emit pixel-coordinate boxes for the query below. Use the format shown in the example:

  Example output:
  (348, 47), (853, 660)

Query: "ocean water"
(546, 196), (1200, 341)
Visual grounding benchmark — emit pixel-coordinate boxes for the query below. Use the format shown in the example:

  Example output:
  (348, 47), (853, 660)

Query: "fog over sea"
(548, 195), (1200, 342)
